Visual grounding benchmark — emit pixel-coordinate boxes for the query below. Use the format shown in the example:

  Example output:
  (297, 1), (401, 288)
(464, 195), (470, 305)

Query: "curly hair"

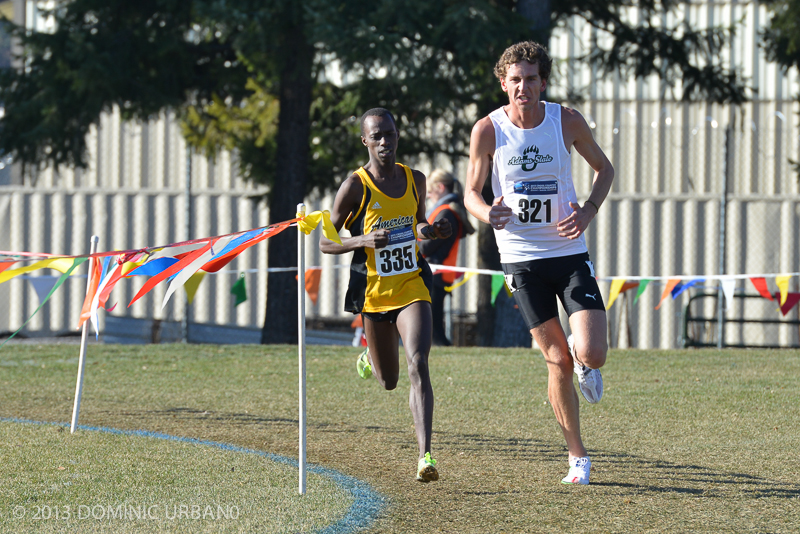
(360, 108), (397, 137)
(493, 41), (552, 82)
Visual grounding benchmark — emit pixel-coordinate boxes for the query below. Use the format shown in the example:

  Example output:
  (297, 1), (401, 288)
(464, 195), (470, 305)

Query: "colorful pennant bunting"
(162, 234), (238, 310)
(1, 258), (87, 346)
(0, 257), (77, 284)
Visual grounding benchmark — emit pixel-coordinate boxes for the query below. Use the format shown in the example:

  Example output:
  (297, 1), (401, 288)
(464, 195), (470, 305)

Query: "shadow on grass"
(128, 406), (800, 501)
(143, 407), (297, 425)
(419, 430), (800, 500)
(589, 453), (800, 499)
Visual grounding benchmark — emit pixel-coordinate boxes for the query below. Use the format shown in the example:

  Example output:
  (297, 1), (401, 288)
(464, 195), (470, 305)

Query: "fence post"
(717, 125), (732, 348)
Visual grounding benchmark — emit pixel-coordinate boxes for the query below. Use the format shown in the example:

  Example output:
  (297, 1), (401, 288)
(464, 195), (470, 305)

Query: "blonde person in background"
(419, 169), (475, 346)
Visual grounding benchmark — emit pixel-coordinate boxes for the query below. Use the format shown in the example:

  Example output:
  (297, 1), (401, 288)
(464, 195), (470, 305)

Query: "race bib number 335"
(376, 226), (418, 276)
(512, 180), (558, 226)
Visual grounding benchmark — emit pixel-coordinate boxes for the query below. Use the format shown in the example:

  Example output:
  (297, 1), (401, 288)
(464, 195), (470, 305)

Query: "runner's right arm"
(464, 117), (513, 229)
(320, 173), (389, 255)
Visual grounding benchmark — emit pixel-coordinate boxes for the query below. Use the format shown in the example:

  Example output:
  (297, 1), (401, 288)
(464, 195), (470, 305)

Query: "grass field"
(1, 342), (798, 533)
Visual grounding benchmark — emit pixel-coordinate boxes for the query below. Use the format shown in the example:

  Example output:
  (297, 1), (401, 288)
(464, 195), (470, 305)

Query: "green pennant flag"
(491, 274), (505, 307)
(633, 279), (651, 305)
(231, 273), (247, 307)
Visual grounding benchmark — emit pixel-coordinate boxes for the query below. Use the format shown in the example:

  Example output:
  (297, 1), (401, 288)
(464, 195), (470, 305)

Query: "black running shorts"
(502, 252), (606, 330)
(361, 302), (414, 324)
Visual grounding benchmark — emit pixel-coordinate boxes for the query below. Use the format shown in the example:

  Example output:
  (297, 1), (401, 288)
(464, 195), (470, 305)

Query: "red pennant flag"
(749, 277), (774, 301)
(779, 293), (800, 316)
(0, 261), (15, 274)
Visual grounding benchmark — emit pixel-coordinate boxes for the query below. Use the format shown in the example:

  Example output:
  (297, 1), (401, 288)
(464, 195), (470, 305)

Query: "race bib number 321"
(512, 180), (558, 226)
(376, 226), (418, 276)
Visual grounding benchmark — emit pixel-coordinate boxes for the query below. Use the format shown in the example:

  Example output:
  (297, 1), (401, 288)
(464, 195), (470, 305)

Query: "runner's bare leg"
(395, 301), (434, 458)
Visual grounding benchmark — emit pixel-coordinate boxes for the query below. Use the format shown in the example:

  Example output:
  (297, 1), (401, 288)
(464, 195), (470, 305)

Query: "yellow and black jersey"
(343, 163), (432, 313)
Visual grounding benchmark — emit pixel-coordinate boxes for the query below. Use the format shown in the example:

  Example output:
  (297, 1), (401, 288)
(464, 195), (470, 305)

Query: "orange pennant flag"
(78, 258), (103, 328)
(305, 268), (322, 306)
(655, 279), (681, 310)
(749, 277), (774, 301)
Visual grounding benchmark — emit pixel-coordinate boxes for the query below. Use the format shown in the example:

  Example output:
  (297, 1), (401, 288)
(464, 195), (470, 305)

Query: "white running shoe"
(569, 334), (603, 404)
(561, 456), (591, 485)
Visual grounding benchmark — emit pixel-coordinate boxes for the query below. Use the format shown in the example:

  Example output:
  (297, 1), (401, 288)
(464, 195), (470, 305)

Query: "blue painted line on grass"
(1, 417), (386, 533)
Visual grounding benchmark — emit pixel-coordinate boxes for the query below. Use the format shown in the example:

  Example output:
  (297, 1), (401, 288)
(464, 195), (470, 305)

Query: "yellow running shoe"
(416, 452), (439, 482)
(356, 348), (372, 380)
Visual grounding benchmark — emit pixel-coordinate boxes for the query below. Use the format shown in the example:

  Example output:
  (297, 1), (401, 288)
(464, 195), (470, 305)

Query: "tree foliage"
(762, 0), (800, 68)
(762, 0), (800, 179)
(0, 0), (759, 343)
(0, 0), (750, 184)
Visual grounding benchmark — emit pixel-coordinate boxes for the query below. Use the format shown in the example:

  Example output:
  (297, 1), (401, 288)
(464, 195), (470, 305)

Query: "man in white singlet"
(464, 41), (614, 485)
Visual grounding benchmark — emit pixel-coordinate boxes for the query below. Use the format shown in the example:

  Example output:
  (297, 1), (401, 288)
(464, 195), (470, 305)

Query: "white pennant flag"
(28, 276), (59, 306)
(719, 276), (737, 310)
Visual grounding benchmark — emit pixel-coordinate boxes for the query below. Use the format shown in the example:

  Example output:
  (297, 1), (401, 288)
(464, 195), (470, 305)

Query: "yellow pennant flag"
(775, 275), (792, 306)
(0, 257), (77, 285)
(184, 272), (206, 305)
(606, 278), (627, 310)
(297, 210), (342, 245)
(445, 271), (476, 293)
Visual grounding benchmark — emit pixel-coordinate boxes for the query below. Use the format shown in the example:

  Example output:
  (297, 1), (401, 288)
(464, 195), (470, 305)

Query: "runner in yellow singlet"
(320, 108), (452, 482)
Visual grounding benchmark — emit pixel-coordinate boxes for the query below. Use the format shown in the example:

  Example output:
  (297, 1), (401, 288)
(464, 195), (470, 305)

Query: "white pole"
(297, 203), (307, 494)
(71, 235), (99, 433)
(182, 146), (192, 343)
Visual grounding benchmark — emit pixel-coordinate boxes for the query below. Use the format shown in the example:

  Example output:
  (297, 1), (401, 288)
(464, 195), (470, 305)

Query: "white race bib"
(511, 180), (558, 226)
(375, 226), (417, 276)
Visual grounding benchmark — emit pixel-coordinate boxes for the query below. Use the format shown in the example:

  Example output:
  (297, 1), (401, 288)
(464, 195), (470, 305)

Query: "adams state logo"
(508, 145), (553, 172)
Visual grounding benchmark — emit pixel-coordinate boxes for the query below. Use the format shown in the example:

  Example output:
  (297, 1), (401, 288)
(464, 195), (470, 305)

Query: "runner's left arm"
(413, 170), (452, 241)
(556, 107), (615, 240)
